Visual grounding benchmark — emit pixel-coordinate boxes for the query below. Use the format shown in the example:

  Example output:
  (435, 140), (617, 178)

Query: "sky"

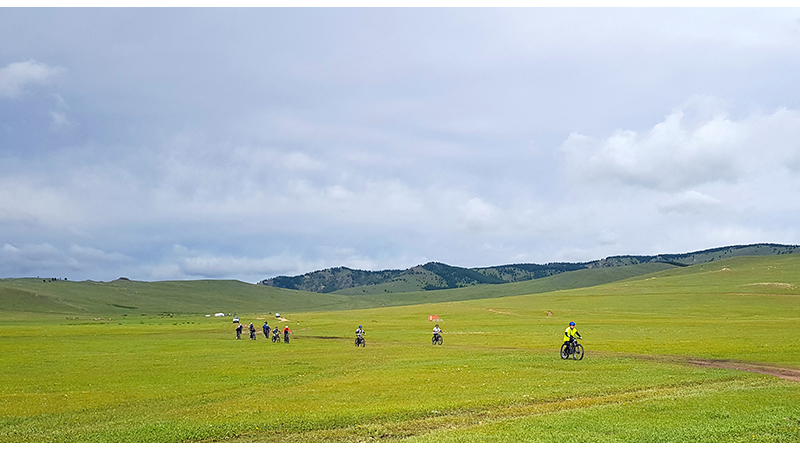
(1, 8), (800, 282)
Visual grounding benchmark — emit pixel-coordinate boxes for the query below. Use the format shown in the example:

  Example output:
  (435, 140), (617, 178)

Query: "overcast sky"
(1, 8), (800, 282)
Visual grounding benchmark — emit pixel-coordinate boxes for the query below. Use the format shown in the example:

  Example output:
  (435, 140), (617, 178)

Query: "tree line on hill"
(259, 243), (800, 294)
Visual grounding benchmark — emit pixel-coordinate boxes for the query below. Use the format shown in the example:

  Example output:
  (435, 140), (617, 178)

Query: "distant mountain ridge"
(259, 243), (800, 295)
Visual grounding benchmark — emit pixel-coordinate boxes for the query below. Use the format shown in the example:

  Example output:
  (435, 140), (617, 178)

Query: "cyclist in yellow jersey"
(564, 321), (581, 343)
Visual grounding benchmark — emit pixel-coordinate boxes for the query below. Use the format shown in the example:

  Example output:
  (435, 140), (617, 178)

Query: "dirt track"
(617, 352), (800, 383)
(686, 359), (800, 382)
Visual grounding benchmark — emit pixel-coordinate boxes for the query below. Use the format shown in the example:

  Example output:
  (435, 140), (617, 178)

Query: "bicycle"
(560, 337), (584, 360)
(432, 334), (443, 345)
(355, 335), (365, 347)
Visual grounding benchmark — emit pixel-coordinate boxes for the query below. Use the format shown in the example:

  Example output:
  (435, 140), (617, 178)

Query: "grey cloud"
(163, 244), (414, 281)
(658, 191), (725, 215)
(0, 177), (86, 227)
(178, 254), (303, 280)
(0, 242), (130, 277)
(68, 244), (132, 265)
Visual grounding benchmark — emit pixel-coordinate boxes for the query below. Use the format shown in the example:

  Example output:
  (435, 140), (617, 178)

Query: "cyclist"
(235, 323), (243, 340)
(249, 323), (256, 340)
(563, 321), (581, 351)
(262, 321), (269, 339)
(272, 326), (280, 342)
(283, 325), (292, 343)
(355, 325), (365, 345)
(432, 324), (442, 343)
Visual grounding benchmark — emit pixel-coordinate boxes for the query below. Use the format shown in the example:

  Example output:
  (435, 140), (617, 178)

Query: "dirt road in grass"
(685, 359), (800, 382)
(611, 352), (800, 383)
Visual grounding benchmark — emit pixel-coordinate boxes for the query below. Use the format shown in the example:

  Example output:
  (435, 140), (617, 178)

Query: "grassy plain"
(0, 255), (798, 442)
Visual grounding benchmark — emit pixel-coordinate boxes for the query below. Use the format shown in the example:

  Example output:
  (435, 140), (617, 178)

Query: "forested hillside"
(260, 243), (799, 294)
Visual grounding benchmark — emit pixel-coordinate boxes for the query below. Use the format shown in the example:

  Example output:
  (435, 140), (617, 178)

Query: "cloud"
(658, 190), (724, 215)
(458, 197), (500, 232)
(2, 243), (60, 262)
(0, 177), (86, 227)
(0, 242), (133, 278)
(49, 94), (75, 130)
(68, 244), (132, 265)
(179, 255), (297, 279)
(560, 111), (740, 190)
(49, 111), (69, 129)
(0, 60), (64, 99)
(280, 152), (324, 172)
(561, 102), (800, 192)
(166, 245), (390, 281)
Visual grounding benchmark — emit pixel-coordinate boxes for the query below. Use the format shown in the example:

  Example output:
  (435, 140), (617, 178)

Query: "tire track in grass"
(685, 359), (800, 382)
(605, 352), (800, 383)
(236, 377), (752, 442)
(217, 347), (797, 442)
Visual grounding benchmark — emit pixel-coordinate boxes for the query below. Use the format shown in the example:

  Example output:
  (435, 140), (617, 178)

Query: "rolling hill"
(0, 263), (676, 317)
(260, 243), (800, 294)
(1, 243), (797, 318)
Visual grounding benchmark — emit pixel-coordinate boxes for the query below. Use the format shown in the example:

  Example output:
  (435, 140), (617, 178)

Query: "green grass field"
(0, 255), (798, 442)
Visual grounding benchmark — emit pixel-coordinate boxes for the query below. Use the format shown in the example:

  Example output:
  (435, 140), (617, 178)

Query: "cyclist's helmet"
(569, 322), (575, 326)
(358, 325), (362, 328)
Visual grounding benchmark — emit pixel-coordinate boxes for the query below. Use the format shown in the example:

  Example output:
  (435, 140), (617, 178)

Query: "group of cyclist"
(237, 318), (582, 357)
(354, 323), (445, 346)
(356, 321), (582, 358)
(235, 321), (292, 343)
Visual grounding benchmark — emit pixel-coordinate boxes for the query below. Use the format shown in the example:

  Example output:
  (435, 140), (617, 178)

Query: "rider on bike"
(433, 324), (442, 340)
(563, 321), (581, 349)
(355, 325), (365, 344)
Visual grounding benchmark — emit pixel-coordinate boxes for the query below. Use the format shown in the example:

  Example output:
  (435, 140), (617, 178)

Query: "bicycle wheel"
(573, 343), (584, 360)
(432, 336), (436, 345)
(355, 338), (359, 347)
(560, 343), (569, 359)
(437, 336), (442, 345)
